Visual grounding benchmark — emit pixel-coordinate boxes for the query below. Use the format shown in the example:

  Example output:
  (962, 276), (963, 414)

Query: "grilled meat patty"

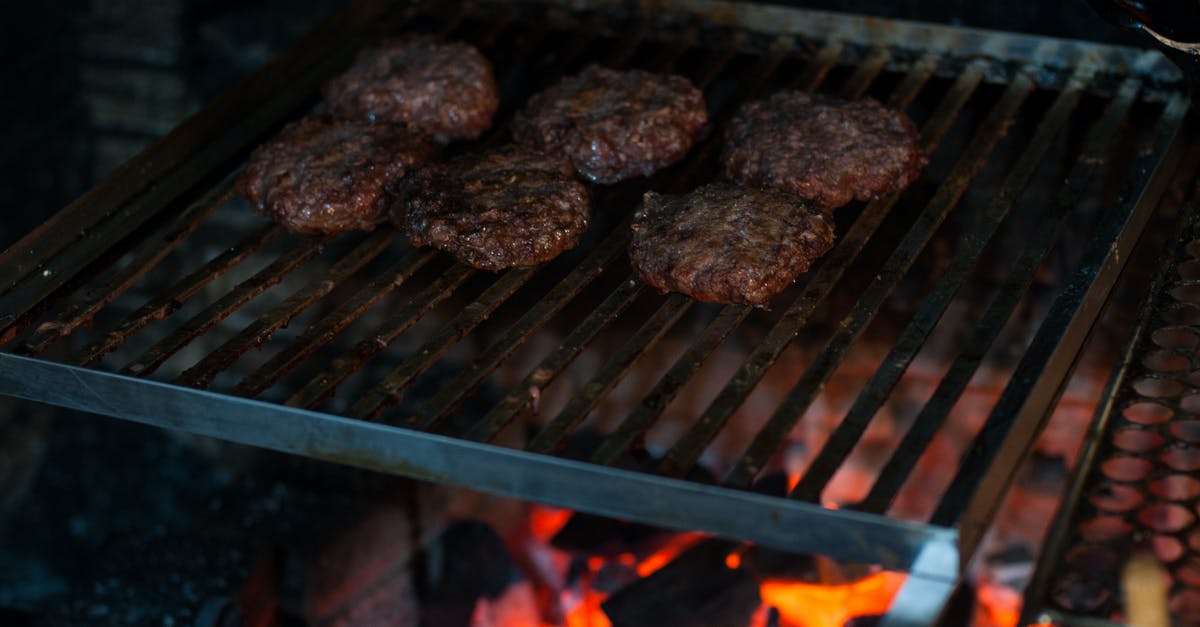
(629, 183), (835, 306)
(322, 37), (499, 143)
(236, 115), (438, 234)
(395, 145), (592, 271)
(512, 65), (709, 184)
(722, 91), (925, 210)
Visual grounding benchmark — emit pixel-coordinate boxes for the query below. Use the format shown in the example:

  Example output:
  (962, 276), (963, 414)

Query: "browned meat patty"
(236, 115), (438, 234)
(629, 183), (835, 306)
(322, 37), (499, 143)
(395, 145), (591, 271)
(512, 65), (709, 184)
(722, 91), (925, 210)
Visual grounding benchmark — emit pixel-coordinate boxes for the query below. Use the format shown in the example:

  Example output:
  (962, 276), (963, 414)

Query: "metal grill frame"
(0, 1), (1191, 625)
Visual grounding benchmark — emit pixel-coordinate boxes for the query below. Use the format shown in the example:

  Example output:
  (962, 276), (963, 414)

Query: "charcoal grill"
(0, 1), (1193, 625)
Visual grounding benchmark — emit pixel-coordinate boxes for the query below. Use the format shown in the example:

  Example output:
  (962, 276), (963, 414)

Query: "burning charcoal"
(592, 562), (642, 594)
(419, 521), (519, 627)
(602, 540), (761, 627)
(550, 513), (676, 557)
(304, 506), (420, 627)
(750, 472), (791, 496)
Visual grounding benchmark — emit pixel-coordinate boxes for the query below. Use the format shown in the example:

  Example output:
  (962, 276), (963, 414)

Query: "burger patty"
(512, 65), (709, 184)
(629, 183), (835, 306)
(236, 115), (438, 234)
(395, 145), (592, 271)
(322, 37), (499, 143)
(722, 91), (925, 210)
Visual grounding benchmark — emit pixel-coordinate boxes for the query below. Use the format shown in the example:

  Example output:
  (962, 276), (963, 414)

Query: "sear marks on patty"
(722, 91), (925, 210)
(396, 145), (592, 271)
(236, 115), (438, 234)
(512, 65), (710, 184)
(629, 183), (835, 307)
(322, 37), (499, 143)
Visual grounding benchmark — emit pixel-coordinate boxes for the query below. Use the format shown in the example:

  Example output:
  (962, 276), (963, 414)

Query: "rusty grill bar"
(0, 1), (1191, 624)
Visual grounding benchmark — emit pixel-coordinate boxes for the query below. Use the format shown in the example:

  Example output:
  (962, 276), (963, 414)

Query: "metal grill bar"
(230, 250), (436, 398)
(463, 277), (645, 443)
(793, 40), (844, 92)
(857, 77), (1144, 516)
(17, 178), (234, 356)
(656, 59), (988, 479)
(590, 304), (747, 464)
(72, 223), (282, 366)
(529, 294), (693, 453)
(934, 94), (1189, 546)
(119, 235), (333, 377)
(837, 47), (890, 100)
(0, 350), (958, 571)
(175, 228), (398, 389)
(774, 69), (1093, 499)
(351, 266), (538, 419)
(0, 53), (370, 342)
(286, 263), (476, 408)
(409, 224), (631, 429)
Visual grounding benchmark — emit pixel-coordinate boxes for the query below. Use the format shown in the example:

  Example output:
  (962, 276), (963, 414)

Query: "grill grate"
(0, 1), (1191, 624)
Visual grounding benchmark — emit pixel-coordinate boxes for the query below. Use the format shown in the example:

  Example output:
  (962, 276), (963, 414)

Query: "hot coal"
(601, 540), (760, 627)
(418, 521), (519, 627)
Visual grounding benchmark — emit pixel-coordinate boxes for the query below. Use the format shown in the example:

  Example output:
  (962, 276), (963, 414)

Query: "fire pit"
(0, 0), (1193, 624)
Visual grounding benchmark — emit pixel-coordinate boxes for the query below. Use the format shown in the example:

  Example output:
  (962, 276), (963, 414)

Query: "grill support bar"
(0, 351), (958, 574)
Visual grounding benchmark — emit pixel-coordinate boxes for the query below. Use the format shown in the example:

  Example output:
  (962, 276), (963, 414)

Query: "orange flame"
(976, 579), (1021, 627)
(564, 586), (611, 627)
(483, 507), (1022, 627)
(636, 532), (707, 578)
(760, 571), (906, 627)
(530, 506), (572, 543)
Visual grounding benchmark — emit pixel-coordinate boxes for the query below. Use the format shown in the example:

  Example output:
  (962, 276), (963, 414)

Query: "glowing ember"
(635, 532), (706, 578)
(530, 506), (572, 542)
(563, 586), (611, 627)
(976, 580), (1021, 627)
(760, 571), (907, 627)
(471, 581), (541, 627)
